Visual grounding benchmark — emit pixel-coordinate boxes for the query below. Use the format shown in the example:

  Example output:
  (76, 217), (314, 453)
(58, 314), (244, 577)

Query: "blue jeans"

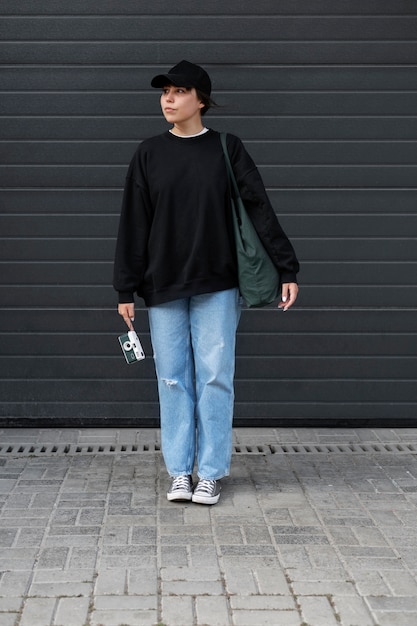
(148, 288), (241, 480)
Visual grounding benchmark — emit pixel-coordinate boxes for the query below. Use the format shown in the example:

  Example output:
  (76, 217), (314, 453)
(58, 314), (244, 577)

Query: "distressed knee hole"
(161, 378), (177, 387)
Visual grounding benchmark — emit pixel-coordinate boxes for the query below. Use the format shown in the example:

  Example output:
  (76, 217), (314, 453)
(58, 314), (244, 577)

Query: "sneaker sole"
(167, 491), (193, 502)
(191, 493), (220, 505)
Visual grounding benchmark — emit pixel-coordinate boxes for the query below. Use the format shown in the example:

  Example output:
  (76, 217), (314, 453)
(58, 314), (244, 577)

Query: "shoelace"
(172, 475), (191, 491)
(195, 479), (216, 494)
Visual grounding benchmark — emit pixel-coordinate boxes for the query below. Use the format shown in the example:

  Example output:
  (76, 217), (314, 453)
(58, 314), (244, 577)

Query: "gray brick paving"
(0, 428), (417, 625)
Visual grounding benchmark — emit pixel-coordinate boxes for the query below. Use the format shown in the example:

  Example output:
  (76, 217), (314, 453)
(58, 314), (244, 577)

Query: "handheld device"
(118, 329), (145, 364)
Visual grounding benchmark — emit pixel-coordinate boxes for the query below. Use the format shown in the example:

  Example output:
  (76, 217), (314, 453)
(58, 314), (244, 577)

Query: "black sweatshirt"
(113, 129), (299, 307)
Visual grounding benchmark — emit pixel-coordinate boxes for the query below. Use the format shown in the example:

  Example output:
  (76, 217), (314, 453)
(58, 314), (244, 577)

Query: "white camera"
(118, 330), (145, 364)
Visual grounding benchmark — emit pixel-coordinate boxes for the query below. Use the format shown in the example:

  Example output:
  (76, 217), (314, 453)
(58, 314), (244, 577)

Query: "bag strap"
(220, 133), (241, 200)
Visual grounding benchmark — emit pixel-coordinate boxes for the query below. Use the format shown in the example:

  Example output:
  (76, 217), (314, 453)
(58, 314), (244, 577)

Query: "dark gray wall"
(1, 1), (416, 426)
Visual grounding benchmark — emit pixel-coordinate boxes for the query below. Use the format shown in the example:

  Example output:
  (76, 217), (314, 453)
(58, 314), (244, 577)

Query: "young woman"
(114, 61), (299, 505)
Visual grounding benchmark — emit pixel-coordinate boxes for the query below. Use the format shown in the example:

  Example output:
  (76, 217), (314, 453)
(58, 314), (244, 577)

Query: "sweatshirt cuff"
(280, 273), (298, 285)
(118, 292), (134, 304)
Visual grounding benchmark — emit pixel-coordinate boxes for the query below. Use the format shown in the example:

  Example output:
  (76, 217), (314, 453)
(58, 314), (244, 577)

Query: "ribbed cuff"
(280, 273), (298, 285)
(118, 292), (134, 304)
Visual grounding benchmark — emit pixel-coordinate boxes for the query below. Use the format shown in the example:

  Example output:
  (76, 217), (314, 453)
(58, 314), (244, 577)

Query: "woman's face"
(160, 85), (204, 126)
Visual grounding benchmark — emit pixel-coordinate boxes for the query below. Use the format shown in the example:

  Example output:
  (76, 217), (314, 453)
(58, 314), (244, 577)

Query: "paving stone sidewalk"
(1, 427), (417, 626)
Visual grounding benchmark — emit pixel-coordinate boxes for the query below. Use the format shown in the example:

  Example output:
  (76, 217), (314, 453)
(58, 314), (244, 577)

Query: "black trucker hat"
(151, 60), (212, 96)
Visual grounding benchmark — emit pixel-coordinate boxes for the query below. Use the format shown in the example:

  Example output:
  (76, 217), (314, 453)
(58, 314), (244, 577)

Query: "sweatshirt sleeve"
(226, 134), (300, 284)
(113, 151), (152, 303)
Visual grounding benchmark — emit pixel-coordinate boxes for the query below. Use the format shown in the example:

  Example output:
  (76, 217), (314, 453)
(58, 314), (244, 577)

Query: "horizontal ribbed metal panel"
(0, 0), (415, 14)
(1, 0), (416, 426)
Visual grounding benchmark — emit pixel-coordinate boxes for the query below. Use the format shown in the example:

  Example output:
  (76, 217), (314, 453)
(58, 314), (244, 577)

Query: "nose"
(164, 88), (174, 101)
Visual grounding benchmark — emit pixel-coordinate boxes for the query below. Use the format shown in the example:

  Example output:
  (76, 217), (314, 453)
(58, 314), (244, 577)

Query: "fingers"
(278, 282), (299, 311)
(118, 302), (135, 330)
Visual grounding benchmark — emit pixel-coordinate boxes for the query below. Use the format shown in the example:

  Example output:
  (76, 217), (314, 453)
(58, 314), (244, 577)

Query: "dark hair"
(196, 89), (218, 116)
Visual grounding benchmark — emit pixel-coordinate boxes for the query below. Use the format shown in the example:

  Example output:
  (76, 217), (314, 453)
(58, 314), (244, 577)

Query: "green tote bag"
(220, 133), (280, 307)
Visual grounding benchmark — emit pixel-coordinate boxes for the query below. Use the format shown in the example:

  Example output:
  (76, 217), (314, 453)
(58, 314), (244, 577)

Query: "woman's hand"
(278, 283), (298, 311)
(118, 302), (135, 330)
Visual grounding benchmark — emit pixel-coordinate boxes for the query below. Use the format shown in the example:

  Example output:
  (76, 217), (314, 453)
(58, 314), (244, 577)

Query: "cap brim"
(151, 73), (194, 89)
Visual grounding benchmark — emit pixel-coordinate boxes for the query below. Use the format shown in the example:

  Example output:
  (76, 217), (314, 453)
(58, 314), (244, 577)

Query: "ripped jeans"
(148, 288), (241, 480)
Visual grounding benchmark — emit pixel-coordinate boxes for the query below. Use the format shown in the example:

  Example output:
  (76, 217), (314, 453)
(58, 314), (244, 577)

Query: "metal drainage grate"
(0, 442), (417, 457)
(0, 443), (161, 457)
(233, 443), (417, 455)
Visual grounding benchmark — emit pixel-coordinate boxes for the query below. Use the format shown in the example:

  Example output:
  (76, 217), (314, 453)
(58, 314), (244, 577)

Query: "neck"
(170, 121), (205, 137)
